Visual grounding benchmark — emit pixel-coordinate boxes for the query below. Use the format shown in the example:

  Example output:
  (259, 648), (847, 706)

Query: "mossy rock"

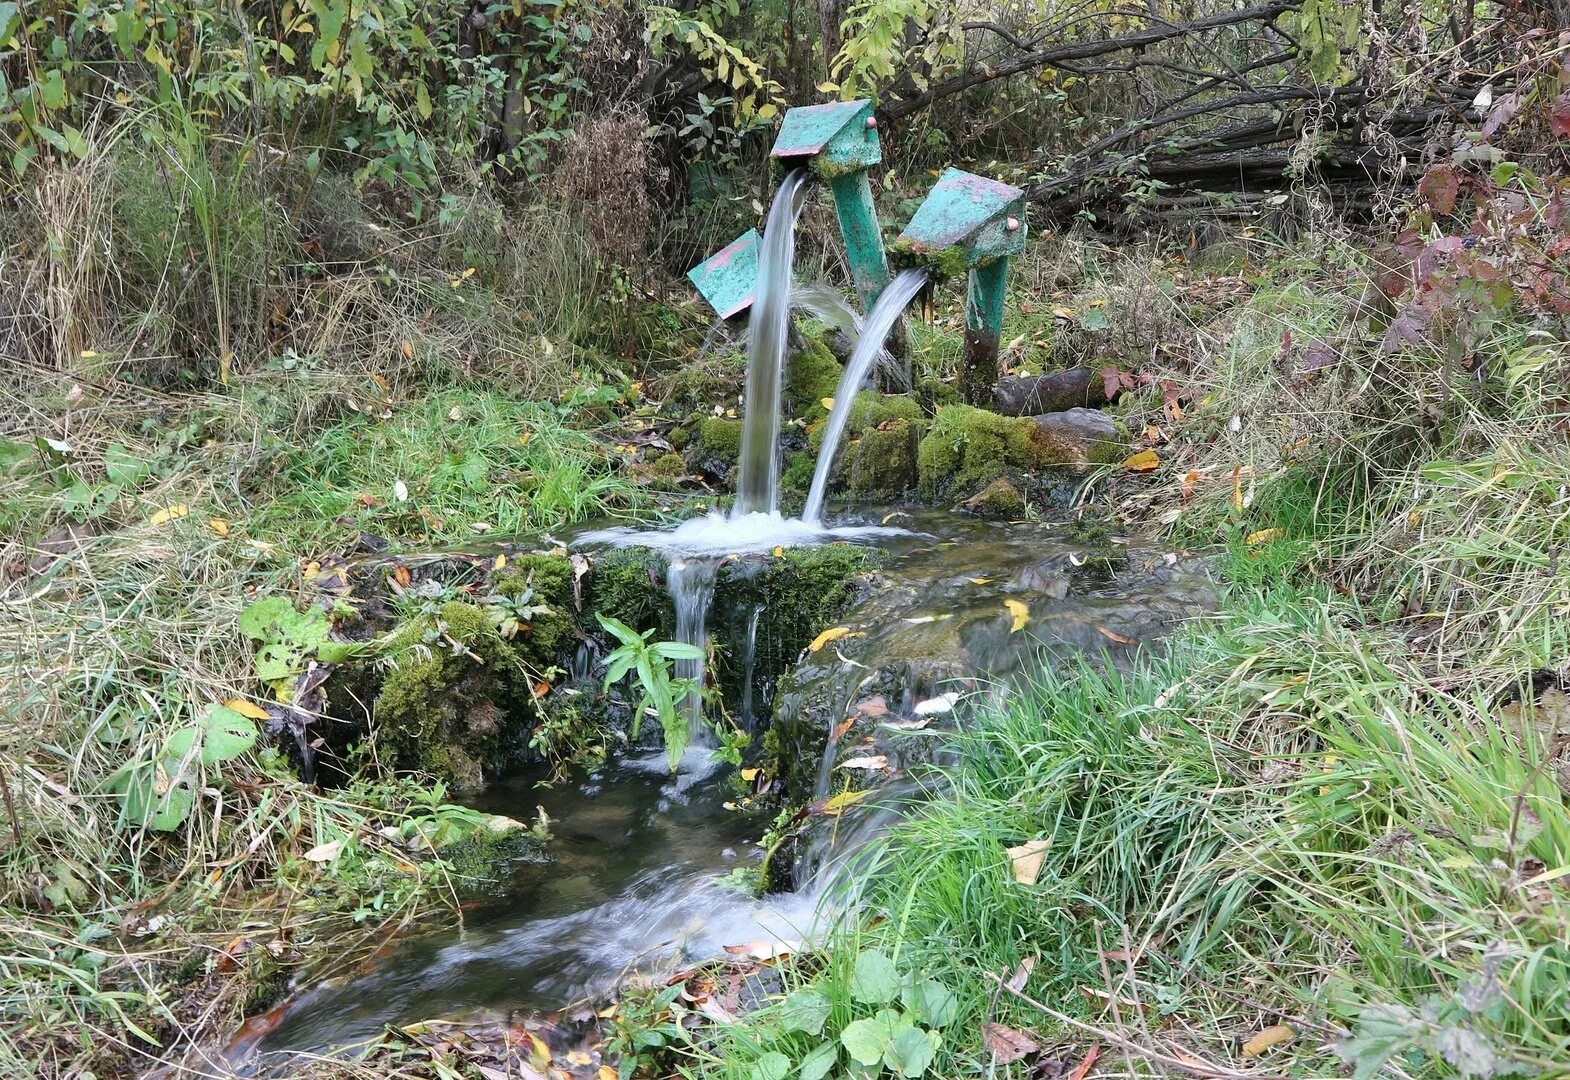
(916, 404), (1076, 500)
(962, 477), (1026, 518)
(807, 391), (924, 453)
(689, 416), (743, 481)
(843, 418), (921, 498)
(780, 451), (816, 495)
(584, 547), (674, 639)
(649, 451), (689, 486)
(437, 813), (548, 894)
(373, 600), (528, 790)
(661, 351), (746, 410)
(784, 328), (843, 422)
(488, 553), (574, 665)
(709, 545), (879, 716)
(915, 374), (959, 411)
(667, 426), (691, 450)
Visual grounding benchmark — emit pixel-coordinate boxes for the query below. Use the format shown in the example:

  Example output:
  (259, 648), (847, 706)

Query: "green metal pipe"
(961, 256), (1009, 408)
(827, 170), (891, 311)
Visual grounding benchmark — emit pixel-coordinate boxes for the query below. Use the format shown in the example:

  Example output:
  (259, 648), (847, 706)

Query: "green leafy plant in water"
(597, 614), (702, 770)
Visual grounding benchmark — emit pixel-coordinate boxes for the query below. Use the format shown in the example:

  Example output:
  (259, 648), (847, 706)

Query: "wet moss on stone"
(916, 404), (1076, 499)
(780, 451), (816, 495)
(844, 418), (921, 497)
(583, 547), (674, 639)
(649, 451), (689, 484)
(489, 553), (573, 664)
(784, 327), (843, 421)
(710, 545), (878, 715)
(373, 600), (527, 790)
(694, 417), (743, 466)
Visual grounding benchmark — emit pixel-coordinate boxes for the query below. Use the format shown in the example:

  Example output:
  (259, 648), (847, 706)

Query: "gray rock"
(1036, 408), (1124, 452)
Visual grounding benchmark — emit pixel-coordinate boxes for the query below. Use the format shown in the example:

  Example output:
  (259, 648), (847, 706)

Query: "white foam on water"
(578, 510), (910, 559)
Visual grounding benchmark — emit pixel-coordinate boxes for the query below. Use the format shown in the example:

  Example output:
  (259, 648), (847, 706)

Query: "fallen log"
(993, 369), (1109, 416)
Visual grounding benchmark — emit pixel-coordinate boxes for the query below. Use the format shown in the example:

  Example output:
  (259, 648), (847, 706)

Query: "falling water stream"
(802, 266), (930, 523)
(734, 167), (809, 517)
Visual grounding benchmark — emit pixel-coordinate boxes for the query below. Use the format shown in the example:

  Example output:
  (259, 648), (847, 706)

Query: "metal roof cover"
(897, 168), (1027, 265)
(686, 228), (761, 319)
(771, 99), (880, 174)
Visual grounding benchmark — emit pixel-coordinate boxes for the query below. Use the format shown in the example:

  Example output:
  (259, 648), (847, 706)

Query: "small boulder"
(961, 477), (1025, 518)
(1031, 408), (1127, 463)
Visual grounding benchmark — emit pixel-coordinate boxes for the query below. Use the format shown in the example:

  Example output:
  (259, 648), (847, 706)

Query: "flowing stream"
(242, 511), (1215, 1071)
(734, 167), (809, 517)
(802, 266), (929, 523)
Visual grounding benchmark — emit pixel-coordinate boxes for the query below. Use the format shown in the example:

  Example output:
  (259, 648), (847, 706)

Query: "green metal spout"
(686, 229), (761, 320)
(895, 168), (1027, 406)
(772, 99), (893, 316)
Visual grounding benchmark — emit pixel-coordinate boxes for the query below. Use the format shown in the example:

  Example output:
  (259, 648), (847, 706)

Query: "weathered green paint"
(961, 256), (1009, 406)
(771, 99), (881, 177)
(686, 228), (760, 319)
(893, 169), (1026, 406)
(895, 168), (1026, 270)
(828, 171), (891, 310)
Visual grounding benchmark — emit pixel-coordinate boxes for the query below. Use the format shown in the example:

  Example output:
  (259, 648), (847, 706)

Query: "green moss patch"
(916, 404), (1075, 500)
(785, 327), (844, 421)
(373, 600), (529, 790)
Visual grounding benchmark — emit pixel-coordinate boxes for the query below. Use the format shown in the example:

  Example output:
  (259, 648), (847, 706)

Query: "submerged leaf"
(808, 626), (859, 653)
(1004, 598), (1030, 633)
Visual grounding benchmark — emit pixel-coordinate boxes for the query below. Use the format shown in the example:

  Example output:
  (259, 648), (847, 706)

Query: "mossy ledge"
(915, 403), (1077, 501)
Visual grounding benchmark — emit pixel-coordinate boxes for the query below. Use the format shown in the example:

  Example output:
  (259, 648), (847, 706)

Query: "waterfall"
(802, 267), (930, 523)
(734, 167), (809, 517)
(667, 558), (717, 747)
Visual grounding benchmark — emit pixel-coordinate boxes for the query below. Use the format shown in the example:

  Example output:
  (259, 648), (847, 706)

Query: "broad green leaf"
(903, 979), (959, 1029)
(885, 1027), (940, 1078)
(103, 444), (149, 487)
(779, 988), (832, 1035)
(851, 949), (901, 1005)
(163, 726), (200, 763)
(199, 704), (258, 764)
(797, 1042), (838, 1080)
(840, 1013), (895, 1067)
(751, 1052), (790, 1080)
(651, 641), (704, 661)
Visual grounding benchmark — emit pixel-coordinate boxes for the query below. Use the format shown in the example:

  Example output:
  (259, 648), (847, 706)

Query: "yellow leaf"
(1051, 305), (1076, 319)
(222, 698), (270, 720)
(1122, 449), (1160, 472)
(208, 517), (230, 537)
(1006, 838), (1051, 885)
(493, 553), (507, 570)
(518, 431), (533, 446)
(149, 504), (190, 526)
(967, 576), (992, 585)
(815, 788), (870, 817)
(808, 626), (860, 652)
(1245, 528), (1284, 545)
(740, 767), (759, 781)
(820, 396), (835, 411)
(1004, 598), (1030, 633)
(1241, 1024), (1295, 1057)
(772, 546), (784, 558)
(80, 349), (99, 358)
